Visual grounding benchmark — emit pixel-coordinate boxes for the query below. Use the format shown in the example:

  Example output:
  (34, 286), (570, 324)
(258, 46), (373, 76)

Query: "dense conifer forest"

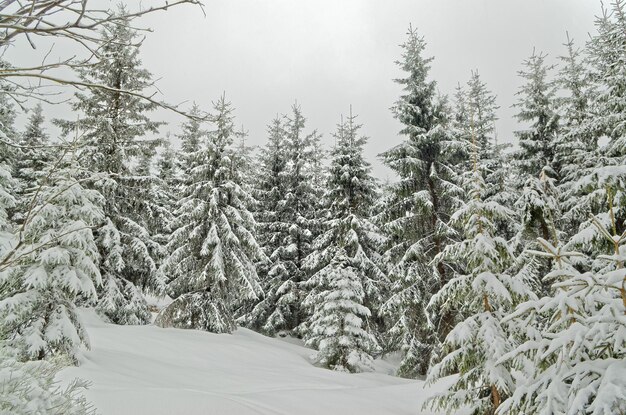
(1, 1), (625, 414)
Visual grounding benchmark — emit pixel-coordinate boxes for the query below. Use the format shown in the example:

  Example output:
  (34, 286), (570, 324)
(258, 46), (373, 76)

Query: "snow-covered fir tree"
(249, 105), (320, 333)
(130, 138), (173, 272)
(553, 34), (598, 238)
(426, 123), (531, 415)
(55, 13), (163, 325)
(0, 88), (17, 242)
(157, 96), (264, 333)
(512, 50), (560, 180)
(586, 1), (626, 150)
(510, 52), (563, 295)
(496, 15), (626, 414)
(300, 110), (385, 368)
(284, 103), (324, 281)
(515, 171), (561, 247)
(156, 138), (179, 188)
(241, 117), (295, 334)
(13, 103), (54, 204)
(500, 213), (626, 415)
(0, 147), (103, 362)
(231, 125), (256, 191)
(455, 71), (516, 228)
(176, 104), (207, 180)
(379, 26), (462, 377)
(554, 35), (596, 187)
(510, 170), (562, 297)
(151, 139), (178, 247)
(566, 1), (626, 258)
(303, 249), (380, 373)
(465, 71), (499, 163)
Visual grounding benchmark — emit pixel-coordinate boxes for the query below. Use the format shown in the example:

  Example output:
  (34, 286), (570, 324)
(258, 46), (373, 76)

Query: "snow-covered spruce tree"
(240, 117), (295, 334)
(285, 103), (325, 271)
(465, 71), (499, 163)
(304, 249), (380, 373)
(55, 13), (163, 325)
(300, 110), (385, 366)
(554, 35), (597, 238)
(426, 126), (530, 415)
(565, 2), (626, 259)
(231, 125), (256, 191)
(6, 94), (99, 415)
(511, 52), (562, 297)
(509, 169), (562, 298)
(157, 96), (264, 333)
(456, 71), (517, 238)
(176, 104), (207, 182)
(130, 138), (173, 271)
(151, 139), (178, 246)
(514, 170), (561, 248)
(586, 1), (626, 150)
(262, 104), (323, 335)
(13, 104), (54, 203)
(379, 26), (462, 377)
(554, 35), (596, 187)
(0, 88), (17, 242)
(513, 50), (560, 180)
(0, 146), (104, 362)
(499, 214), (626, 415)
(156, 138), (179, 189)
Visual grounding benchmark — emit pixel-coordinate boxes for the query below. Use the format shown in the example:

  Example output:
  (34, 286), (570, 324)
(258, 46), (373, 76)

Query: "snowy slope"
(57, 310), (458, 415)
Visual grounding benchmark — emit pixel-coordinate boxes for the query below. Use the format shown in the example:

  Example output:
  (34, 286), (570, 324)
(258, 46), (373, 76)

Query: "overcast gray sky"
(9, 0), (603, 179)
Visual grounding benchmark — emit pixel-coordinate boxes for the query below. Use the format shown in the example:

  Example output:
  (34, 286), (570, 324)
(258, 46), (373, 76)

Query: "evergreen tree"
(586, 1), (626, 152)
(55, 14), (163, 324)
(509, 170), (561, 298)
(511, 52), (563, 297)
(512, 50), (560, 179)
(515, 171), (561, 248)
(157, 96), (264, 333)
(455, 72), (513, 222)
(131, 138), (173, 272)
(0, 148), (103, 362)
(156, 138), (179, 188)
(566, 1), (626, 258)
(0, 89), (16, 240)
(176, 104), (206, 178)
(379, 26), (462, 377)
(284, 104), (324, 278)
(303, 250), (380, 373)
(500, 216), (626, 415)
(301, 111), (385, 366)
(466, 71), (499, 163)
(14, 104), (53, 201)
(152, 139), (178, 247)
(555, 35), (596, 191)
(250, 105), (320, 333)
(241, 117), (295, 334)
(426, 124), (530, 415)
(232, 125), (256, 191)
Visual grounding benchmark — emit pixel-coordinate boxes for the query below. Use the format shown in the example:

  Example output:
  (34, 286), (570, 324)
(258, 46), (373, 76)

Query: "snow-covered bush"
(0, 343), (94, 415)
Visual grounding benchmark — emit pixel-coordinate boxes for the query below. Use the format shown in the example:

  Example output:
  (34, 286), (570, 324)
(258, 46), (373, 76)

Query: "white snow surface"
(56, 309), (457, 415)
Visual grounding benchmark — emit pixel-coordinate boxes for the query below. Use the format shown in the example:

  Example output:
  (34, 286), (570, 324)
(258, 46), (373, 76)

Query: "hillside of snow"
(56, 309), (458, 415)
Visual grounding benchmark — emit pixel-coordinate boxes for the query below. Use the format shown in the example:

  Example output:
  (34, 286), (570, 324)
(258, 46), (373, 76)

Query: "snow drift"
(56, 309), (456, 414)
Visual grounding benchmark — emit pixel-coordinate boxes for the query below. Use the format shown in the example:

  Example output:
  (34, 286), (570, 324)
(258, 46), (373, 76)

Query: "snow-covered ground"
(57, 309), (457, 415)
